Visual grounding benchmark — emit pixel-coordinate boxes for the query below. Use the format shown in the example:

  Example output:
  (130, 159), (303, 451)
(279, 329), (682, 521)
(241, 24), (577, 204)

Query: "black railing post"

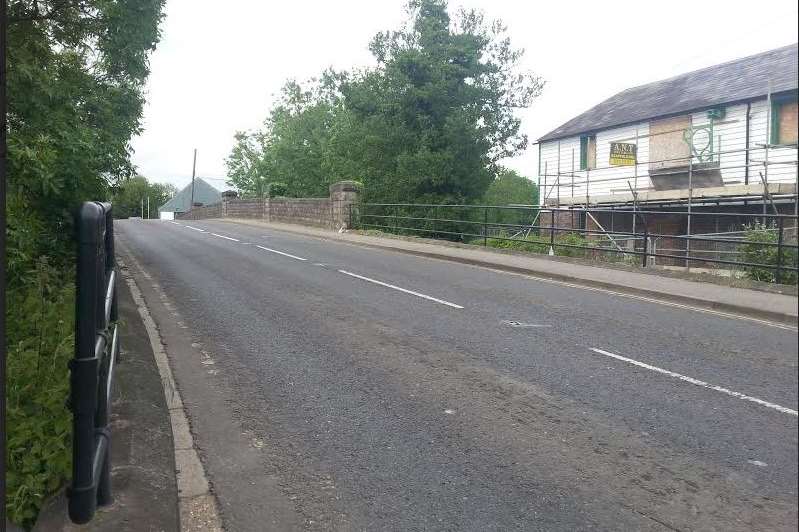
(69, 202), (104, 524)
(483, 207), (488, 247)
(776, 216), (785, 284)
(550, 210), (555, 252)
(69, 202), (118, 525)
(642, 221), (649, 268)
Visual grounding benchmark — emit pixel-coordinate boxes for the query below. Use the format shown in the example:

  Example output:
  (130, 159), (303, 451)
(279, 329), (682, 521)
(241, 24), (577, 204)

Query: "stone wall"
(268, 198), (331, 227)
(179, 202), (222, 220)
(225, 198), (264, 219)
(176, 181), (360, 230)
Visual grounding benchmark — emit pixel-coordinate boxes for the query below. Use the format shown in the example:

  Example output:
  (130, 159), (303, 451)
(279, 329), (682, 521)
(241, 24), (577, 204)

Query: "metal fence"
(68, 202), (119, 524)
(351, 203), (799, 284)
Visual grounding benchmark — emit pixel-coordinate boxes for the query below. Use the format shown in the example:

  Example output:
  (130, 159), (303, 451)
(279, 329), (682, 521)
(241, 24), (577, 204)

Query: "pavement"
(33, 268), (180, 532)
(115, 218), (798, 531)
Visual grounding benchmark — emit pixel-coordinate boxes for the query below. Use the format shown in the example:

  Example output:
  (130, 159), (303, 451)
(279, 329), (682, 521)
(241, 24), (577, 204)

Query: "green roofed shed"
(158, 178), (221, 219)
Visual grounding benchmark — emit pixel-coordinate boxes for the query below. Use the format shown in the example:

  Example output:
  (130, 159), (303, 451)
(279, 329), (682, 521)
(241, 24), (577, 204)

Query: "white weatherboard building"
(537, 44), (798, 210)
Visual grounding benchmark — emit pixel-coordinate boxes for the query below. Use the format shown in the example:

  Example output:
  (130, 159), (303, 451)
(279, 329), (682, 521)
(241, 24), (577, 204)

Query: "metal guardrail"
(350, 203), (799, 284)
(67, 202), (119, 524)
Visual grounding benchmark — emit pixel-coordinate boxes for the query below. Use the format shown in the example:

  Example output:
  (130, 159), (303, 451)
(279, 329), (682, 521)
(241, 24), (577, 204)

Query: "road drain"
(501, 320), (551, 328)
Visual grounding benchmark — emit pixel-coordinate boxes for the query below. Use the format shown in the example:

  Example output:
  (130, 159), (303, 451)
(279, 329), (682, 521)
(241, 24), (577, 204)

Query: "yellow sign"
(609, 142), (637, 166)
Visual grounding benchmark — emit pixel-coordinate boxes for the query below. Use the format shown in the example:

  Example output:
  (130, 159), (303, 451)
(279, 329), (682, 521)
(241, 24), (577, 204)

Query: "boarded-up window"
(775, 100), (798, 145)
(649, 115), (691, 172)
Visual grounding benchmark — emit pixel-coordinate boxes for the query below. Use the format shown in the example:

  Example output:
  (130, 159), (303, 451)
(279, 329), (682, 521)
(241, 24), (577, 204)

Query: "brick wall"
(540, 210), (584, 237)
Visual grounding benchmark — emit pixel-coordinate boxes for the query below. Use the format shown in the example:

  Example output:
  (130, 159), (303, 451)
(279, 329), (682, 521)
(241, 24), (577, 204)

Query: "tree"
(226, 0), (543, 206)
(7, 0), (165, 277)
(482, 169), (539, 227)
(226, 130), (270, 198)
(483, 169), (538, 206)
(6, 1), (165, 525)
(111, 176), (176, 218)
(336, 0), (544, 204)
(226, 74), (345, 198)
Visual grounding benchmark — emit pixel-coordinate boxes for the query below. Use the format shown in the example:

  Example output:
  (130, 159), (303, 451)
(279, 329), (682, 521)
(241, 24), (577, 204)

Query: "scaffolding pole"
(687, 156), (693, 271)
(586, 167), (590, 208)
(632, 128), (639, 237)
(585, 211), (626, 253)
(571, 148), (575, 228)
(765, 81), (771, 220)
(571, 148), (575, 201)
(542, 161), (547, 208)
(556, 141), (561, 208)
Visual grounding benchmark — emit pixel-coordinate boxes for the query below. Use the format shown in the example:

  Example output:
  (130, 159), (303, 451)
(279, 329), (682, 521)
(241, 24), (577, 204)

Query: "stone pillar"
(329, 181), (361, 230)
(221, 190), (238, 218)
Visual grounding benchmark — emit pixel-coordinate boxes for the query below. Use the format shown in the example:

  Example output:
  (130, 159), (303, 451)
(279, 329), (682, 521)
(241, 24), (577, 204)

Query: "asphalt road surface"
(117, 219), (798, 531)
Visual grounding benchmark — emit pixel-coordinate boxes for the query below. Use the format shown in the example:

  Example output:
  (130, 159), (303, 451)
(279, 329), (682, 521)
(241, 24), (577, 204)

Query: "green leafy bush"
(554, 232), (588, 258)
(267, 182), (289, 197)
(6, 260), (75, 528)
(479, 231), (589, 257)
(739, 222), (798, 285)
(483, 234), (549, 254)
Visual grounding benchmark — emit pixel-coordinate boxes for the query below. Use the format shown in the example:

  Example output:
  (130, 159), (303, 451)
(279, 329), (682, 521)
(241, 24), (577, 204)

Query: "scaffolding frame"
(536, 90), (799, 257)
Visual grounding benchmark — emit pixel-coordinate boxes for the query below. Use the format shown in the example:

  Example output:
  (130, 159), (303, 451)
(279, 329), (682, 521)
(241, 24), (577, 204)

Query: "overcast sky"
(131, 0), (799, 191)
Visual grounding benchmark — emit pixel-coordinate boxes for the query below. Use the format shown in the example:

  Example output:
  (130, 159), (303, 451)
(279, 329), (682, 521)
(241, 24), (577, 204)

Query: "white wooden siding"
(690, 104), (747, 184)
(747, 98), (797, 184)
(538, 97), (798, 204)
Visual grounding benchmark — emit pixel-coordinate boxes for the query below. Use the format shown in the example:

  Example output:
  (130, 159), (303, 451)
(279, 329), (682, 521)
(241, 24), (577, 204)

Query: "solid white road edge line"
(255, 244), (307, 261)
(589, 347), (798, 416)
(185, 225), (206, 232)
(209, 232), (239, 242)
(481, 267), (797, 331)
(338, 269), (464, 309)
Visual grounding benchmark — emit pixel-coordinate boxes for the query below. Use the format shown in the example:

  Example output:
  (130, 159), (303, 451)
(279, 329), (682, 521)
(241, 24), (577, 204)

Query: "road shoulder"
(115, 234), (302, 531)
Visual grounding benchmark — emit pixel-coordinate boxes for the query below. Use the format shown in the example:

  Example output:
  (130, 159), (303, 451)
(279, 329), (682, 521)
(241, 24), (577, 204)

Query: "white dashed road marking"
(210, 233), (239, 242)
(185, 225), (206, 232)
(338, 270), (463, 309)
(589, 347), (797, 416)
(255, 245), (307, 261)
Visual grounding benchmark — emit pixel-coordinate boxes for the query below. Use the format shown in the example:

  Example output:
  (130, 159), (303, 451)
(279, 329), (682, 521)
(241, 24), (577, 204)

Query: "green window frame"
(770, 93), (798, 145)
(580, 136), (588, 170)
(579, 135), (595, 170)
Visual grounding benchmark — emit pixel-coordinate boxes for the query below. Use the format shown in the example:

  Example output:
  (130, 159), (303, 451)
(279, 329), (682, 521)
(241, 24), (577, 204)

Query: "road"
(116, 218), (798, 531)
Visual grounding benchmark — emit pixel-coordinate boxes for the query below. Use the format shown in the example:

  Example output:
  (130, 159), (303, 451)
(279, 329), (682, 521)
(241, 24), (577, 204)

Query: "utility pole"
(147, 196), (150, 219)
(141, 197), (144, 218)
(190, 148), (197, 210)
